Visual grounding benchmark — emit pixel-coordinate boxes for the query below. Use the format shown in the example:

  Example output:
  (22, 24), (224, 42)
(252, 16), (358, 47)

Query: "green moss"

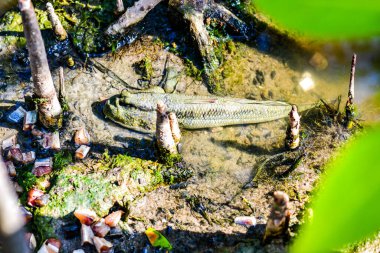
(159, 152), (182, 167)
(226, 40), (236, 54)
(133, 57), (153, 81)
(32, 213), (56, 242)
(151, 168), (164, 186)
(184, 59), (203, 81)
(0, 0), (118, 53)
(53, 150), (73, 170)
(162, 164), (193, 184)
(32, 152), (191, 241)
(61, 99), (70, 112)
(16, 168), (37, 192)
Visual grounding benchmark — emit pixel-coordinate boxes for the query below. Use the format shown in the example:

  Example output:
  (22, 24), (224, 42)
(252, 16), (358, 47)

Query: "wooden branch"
(207, 4), (249, 37)
(59, 67), (65, 99)
(345, 53), (357, 128)
(46, 2), (68, 41)
(19, 0), (62, 128)
(106, 0), (163, 35)
(114, 0), (125, 15)
(348, 53), (356, 104)
(184, 11), (220, 93)
(184, 11), (219, 72)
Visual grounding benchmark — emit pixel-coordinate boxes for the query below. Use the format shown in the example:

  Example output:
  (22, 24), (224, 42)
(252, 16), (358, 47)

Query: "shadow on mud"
(31, 211), (281, 253)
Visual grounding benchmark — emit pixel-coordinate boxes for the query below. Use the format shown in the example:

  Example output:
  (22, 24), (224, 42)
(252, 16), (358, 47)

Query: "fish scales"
(118, 91), (293, 129)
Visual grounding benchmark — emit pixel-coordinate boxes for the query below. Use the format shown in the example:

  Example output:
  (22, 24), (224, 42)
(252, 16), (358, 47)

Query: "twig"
(114, 0), (125, 15)
(279, 152), (305, 178)
(46, 2), (68, 41)
(106, 0), (163, 35)
(58, 67), (65, 99)
(348, 54), (356, 104)
(345, 54), (357, 128)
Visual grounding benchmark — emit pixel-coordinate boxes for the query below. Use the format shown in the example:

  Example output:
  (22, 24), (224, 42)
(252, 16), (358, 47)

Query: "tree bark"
(0, 157), (28, 253)
(156, 101), (177, 155)
(114, 0), (125, 15)
(106, 0), (163, 35)
(19, 0), (62, 128)
(46, 2), (68, 41)
(207, 4), (249, 37)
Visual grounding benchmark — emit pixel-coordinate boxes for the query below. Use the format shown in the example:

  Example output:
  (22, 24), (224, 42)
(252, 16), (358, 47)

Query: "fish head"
(103, 95), (156, 133)
(120, 89), (132, 103)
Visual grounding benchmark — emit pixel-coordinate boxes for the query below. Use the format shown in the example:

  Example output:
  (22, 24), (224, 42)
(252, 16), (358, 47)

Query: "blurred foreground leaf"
(254, 0), (380, 39)
(291, 126), (380, 253)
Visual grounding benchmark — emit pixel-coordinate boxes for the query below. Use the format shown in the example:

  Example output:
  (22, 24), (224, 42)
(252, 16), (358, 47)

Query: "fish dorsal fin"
(232, 99), (291, 106)
(181, 96), (290, 106)
(186, 98), (219, 104)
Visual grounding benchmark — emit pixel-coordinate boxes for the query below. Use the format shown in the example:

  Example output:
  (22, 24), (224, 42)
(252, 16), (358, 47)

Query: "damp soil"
(0, 1), (379, 252)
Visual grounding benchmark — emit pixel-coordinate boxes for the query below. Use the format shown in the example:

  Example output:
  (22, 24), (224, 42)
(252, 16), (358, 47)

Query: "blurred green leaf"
(291, 126), (380, 253)
(254, 0), (380, 39)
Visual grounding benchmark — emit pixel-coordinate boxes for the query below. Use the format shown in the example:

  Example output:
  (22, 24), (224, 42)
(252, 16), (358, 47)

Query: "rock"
(309, 52), (328, 71)
(23, 110), (37, 131)
(1, 134), (17, 150)
(234, 216), (257, 227)
(75, 145), (90, 159)
(74, 127), (91, 146)
(7, 106), (26, 123)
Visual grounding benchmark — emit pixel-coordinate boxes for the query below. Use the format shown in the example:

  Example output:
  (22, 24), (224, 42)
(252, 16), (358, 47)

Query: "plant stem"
(345, 53), (356, 128)
(19, 0), (62, 128)
(46, 2), (68, 41)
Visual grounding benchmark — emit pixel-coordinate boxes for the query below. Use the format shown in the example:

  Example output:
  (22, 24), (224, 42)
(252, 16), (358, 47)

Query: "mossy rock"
(30, 153), (191, 243)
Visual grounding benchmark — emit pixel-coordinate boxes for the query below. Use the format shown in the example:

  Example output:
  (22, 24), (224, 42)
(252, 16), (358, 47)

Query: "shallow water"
(0, 4), (379, 252)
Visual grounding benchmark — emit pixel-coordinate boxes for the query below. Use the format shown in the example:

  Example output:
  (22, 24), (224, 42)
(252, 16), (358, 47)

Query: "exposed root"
(206, 4), (249, 38)
(106, 0), (163, 35)
(184, 11), (220, 92)
(105, 0), (248, 93)
(114, 0), (125, 15)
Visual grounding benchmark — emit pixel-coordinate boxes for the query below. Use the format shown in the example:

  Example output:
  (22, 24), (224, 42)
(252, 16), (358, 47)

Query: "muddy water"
(0, 19), (380, 252)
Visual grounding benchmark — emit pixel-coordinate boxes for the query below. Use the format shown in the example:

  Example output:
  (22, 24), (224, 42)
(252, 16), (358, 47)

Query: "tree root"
(105, 0), (249, 94)
(206, 4), (249, 38)
(106, 0), (164, 35)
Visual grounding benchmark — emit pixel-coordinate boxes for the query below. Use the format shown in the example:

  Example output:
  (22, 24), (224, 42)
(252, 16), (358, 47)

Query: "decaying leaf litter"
(0, 0), (376, 252)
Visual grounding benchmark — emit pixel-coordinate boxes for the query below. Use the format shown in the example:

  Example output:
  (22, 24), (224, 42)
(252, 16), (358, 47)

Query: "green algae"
(0, 0), (117, 53)
(16, 168), (37, 192)
(31, 152), (191, 241)
(184, 58), (202, 81)
(133, 56), (154, 81)
(53, 150), (73, 170)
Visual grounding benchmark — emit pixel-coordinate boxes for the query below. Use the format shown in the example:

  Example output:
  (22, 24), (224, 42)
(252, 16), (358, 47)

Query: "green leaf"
(254, 0), (380, 39)
(291, 126), (380, 253)
(145, 227), (173, 250)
